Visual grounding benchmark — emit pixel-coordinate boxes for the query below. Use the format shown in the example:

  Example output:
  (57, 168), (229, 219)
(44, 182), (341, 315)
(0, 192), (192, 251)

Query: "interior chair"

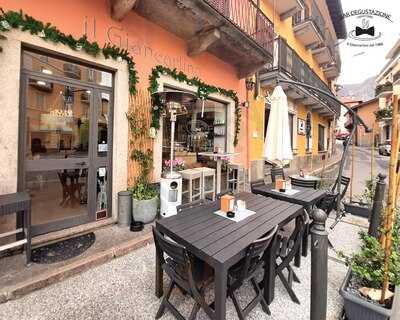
(290, 177), (317, 189)
(152, 227), (215, 320)
(270, 167), (285, 183)
(275, 212), (307, 304)
(227, 225), (278, 320)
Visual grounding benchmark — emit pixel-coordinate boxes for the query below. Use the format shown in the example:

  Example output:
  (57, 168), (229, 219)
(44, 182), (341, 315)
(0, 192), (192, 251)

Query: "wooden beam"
(111, 0), (138, 21)
(188, 28), (220, 57)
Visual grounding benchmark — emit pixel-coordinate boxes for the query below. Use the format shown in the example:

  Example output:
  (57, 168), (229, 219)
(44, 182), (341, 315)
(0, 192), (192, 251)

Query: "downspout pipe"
(276, 78), (371, 225)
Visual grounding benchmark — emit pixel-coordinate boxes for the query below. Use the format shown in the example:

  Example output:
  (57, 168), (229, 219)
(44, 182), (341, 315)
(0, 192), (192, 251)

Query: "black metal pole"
(369, 173), (387, 238)
(310, 208), (328, 320)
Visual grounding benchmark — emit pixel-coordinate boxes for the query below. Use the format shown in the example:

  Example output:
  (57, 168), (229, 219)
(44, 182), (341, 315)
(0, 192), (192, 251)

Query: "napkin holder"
(221, 195), (234, 212)
(276, 179), (286, 192)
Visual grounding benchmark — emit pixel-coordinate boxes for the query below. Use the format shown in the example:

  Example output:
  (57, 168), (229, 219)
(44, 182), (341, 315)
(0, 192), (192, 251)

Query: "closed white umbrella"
(264, 85), (293, 165)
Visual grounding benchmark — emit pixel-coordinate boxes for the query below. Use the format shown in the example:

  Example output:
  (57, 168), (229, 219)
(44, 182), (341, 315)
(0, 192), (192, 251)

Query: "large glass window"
(22, 51), (112, 87)
(162, 98), (227, 170)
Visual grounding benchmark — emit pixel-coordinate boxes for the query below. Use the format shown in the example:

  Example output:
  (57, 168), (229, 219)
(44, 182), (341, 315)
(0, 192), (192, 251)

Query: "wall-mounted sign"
(298, 118), (306, 135)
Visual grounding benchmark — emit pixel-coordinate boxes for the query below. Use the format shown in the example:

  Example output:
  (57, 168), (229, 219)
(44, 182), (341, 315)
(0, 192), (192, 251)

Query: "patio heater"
(155, 91), (197, 218)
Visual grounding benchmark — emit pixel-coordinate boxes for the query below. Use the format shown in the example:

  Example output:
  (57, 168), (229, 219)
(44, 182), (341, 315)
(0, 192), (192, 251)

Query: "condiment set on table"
(214, 195), (255, 222)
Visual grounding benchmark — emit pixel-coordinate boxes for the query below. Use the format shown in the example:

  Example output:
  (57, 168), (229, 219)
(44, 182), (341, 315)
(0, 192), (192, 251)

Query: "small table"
(251, 184), (326, 259)
(155, 192), (303, 319)
(197, 152), (239, 194)
(0, 192), (32, 265)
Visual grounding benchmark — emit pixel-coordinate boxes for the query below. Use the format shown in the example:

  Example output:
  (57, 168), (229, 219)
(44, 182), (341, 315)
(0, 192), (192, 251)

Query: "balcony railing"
(273, 37), (330, 93)
(375, 82), (393, 97)
(204, 0), (274, 56)
(393, 70), (400, 84)
(292, 0), (325, 41)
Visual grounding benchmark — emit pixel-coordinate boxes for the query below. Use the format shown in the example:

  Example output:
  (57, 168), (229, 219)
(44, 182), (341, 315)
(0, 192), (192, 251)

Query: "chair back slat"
(152, 227), (187, 266)
(250, 179), (265, 192)
(291, 177), (317, 189)
(271, 167), (285, 183)
(331, 175), (350, 198)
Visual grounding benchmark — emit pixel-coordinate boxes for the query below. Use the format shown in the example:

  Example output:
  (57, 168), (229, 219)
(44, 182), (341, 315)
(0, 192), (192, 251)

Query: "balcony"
(130, 0), (274, 78)
(393, 70), (400, 85)
(311, 45), (332, 65)
(375, 82), (393, 97)
(260, 37), (340, 117)
(322, 63), (339, 80)
(292, 1), (325, 48)
(266, 0), (304, 20)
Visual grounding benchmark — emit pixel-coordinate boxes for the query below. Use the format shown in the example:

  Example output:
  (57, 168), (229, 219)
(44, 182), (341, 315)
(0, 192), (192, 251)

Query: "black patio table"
(155, 192), (303, 320)
(251, 183), (326, 258)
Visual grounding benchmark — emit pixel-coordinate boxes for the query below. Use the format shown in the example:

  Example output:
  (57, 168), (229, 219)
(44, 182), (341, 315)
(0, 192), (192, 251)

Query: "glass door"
(21, 74), (112, 235)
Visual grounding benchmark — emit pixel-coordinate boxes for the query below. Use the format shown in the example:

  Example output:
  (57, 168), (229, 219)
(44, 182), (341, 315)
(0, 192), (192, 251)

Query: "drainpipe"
(247, 84), (251, 184)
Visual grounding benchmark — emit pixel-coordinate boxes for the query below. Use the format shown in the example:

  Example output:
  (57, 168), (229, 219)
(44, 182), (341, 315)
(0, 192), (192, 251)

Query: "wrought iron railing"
(292, 0), (325, 41)
(204, 0), (274, 56)
(375, 82), (393, 96)
(266, 37), (340, 114)
(393, 70), (400, 84)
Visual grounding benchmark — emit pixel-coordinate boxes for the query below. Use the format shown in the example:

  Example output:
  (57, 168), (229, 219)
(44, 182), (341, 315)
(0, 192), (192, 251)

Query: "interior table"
(251, 183), (326, 258)
(155, 192), (303, 319)
(197, 152), (239, 194)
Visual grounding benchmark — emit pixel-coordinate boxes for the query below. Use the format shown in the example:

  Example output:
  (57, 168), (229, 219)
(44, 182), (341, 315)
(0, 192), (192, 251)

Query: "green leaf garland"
(148, 65), (241, 146)
(0, 9), (138, 94)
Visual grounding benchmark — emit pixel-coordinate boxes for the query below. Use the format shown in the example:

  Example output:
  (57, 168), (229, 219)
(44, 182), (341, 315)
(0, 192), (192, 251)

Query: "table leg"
(302, 206), (312, 257)
(214, 266), (227, 320)
(216, 159), (222, 194)
(155, 242), (163, 298)
(25, 204), (32, 266)
(264, 233), (277, 304)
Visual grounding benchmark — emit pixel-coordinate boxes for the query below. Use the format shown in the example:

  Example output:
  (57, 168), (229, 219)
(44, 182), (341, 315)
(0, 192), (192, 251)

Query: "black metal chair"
(317, 192), (338, 216)
(270, 167), (285, 183)
(227, 225), (278, 320)
(290, 177), (317, 189)
(331, 175), (350, 199)
(275, 212), (307, 304)
(152, 227), (215, 320)
(250, 179), (265, 193)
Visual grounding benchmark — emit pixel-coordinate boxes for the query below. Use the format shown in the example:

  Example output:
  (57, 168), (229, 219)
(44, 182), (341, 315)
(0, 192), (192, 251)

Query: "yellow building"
(248, 0), (346, 180)
(375, 39), (400, 144)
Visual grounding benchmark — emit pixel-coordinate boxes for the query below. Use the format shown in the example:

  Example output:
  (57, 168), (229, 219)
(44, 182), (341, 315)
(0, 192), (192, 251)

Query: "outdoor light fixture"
(245, 78), (256, 91)
(36, 80), (47, 86)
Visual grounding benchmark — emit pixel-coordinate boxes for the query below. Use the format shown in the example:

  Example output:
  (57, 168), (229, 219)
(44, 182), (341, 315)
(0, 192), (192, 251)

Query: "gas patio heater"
(155, 90), (197, 218)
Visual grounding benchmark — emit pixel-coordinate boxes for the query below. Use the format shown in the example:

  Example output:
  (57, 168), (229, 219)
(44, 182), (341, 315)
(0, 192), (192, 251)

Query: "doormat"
(31, 233), (95, 264)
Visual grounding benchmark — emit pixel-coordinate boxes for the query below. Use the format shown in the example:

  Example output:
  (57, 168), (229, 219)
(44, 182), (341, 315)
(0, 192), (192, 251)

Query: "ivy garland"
(148, 65), (241, 146)
(0, 9), (138, 94)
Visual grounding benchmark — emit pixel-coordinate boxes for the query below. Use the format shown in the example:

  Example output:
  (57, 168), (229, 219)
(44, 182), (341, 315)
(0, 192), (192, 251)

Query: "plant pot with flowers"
(339, 216), (400, 320)
(128, 149), (158, 224)
(162, 158), (185, 173)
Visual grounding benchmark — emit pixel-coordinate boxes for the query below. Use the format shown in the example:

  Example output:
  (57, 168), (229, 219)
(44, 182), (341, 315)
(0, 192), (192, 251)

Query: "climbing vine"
(0, 9), (138, 94)
(148, 65), (241, 146)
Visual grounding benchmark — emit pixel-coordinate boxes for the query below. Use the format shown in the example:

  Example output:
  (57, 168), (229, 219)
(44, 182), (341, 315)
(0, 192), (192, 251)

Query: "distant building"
(351, 98), (379, 147)
(375, 38), (400, 144)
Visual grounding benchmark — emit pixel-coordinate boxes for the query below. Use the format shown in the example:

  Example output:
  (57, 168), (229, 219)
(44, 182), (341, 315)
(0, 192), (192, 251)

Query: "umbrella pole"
(371, 124), (375, 181)
(350, 137), (355, 202)
(381, 94), (399, 303)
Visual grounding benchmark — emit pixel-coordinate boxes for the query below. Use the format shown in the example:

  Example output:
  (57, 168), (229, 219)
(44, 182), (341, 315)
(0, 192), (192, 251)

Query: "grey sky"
(337, 0), (400, 85)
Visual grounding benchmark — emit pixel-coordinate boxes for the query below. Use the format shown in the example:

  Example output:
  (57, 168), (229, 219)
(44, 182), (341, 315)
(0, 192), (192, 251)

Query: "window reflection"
(22, 51), (112, 87)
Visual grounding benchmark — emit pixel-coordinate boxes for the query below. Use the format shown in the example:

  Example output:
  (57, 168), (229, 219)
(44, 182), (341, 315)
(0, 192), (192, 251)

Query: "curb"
(0, 232), (153, 304)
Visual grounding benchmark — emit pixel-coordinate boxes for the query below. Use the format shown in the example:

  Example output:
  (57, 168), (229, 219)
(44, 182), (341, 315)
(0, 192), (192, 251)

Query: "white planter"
(132, 197), (158, 224)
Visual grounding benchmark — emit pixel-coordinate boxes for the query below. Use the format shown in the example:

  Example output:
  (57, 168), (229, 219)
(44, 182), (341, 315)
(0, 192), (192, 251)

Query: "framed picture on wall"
(298, 118), (306, 135)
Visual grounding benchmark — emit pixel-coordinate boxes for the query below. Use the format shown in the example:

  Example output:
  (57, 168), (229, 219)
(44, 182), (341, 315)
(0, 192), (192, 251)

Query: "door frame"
(18, 67), (114, 236)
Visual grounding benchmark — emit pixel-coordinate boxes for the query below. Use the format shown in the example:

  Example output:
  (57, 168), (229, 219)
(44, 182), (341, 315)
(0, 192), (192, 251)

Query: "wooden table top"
(156, 192), (303, 268)
(251, 183), (326, 207)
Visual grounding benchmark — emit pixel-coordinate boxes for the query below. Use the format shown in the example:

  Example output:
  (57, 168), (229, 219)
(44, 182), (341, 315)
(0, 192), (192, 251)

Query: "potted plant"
(339, 218), (399, 320)
(162, 158), (185, 172)
(128, 149), (158, 224)
(344, 178), (375, 218)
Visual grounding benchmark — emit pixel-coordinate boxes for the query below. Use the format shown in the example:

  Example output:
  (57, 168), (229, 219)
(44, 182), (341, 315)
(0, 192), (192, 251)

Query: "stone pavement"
(0, 215), (366, 320)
